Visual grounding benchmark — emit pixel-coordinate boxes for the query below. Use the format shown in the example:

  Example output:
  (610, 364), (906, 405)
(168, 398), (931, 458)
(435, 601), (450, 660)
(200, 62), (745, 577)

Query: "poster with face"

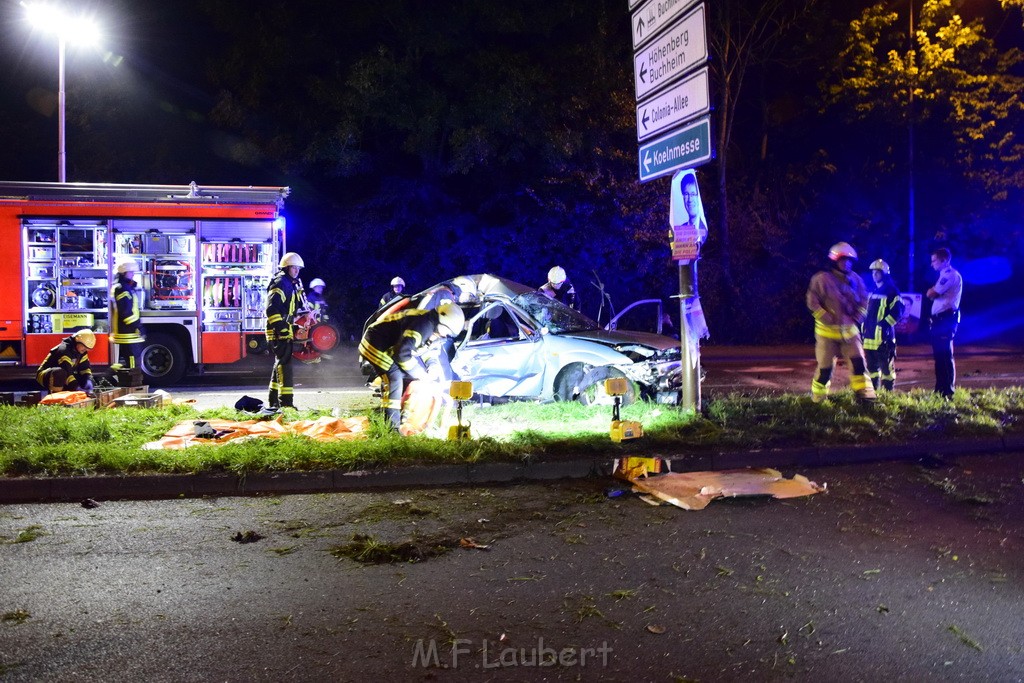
(669, 168), (708, 262)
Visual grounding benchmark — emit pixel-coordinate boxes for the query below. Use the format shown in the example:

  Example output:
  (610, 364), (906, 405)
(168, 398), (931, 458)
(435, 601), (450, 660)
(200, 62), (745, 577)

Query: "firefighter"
(539, 266), (579, 311)
(306, 278), (328, 314)
(379, 276), (406, 308)
(862, 259), (905, 391)
(358, 302), (465, 432)
(110, 258), (145, 372)
(37, 329), (96, 394)
(266, 252), (308, 410)
(806, 242), (877, 403)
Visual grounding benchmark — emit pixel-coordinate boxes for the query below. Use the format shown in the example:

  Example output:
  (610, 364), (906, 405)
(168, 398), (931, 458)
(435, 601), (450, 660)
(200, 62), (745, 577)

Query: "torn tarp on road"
(625, 467), (825, 511)
(142, 415), (370, 450)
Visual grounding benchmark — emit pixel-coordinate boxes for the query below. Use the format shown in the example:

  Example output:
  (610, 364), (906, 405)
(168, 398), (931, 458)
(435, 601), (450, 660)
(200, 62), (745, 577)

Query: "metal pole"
(58, 35), (66, 183)
(677, 261), (700, 412)
(907, 0), (915, 290)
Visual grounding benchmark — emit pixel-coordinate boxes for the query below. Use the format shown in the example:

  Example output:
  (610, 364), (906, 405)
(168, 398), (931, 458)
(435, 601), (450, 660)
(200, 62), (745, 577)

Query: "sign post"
(630, 1), (712, 412)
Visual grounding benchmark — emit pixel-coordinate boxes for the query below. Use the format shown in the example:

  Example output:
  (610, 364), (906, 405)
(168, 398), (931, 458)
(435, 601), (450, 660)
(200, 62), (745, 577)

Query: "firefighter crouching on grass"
(862, 259), (905, 391)
(359, 303), (465, 432)
(265, 252), (308, 410)
(37, 329), (96, 394)
(806, 242), (877, 403)
(110, 258), (145, 371)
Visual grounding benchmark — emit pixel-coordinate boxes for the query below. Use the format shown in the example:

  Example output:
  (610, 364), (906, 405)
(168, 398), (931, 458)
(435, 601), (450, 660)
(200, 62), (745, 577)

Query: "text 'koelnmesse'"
(653, 136), (701, 165)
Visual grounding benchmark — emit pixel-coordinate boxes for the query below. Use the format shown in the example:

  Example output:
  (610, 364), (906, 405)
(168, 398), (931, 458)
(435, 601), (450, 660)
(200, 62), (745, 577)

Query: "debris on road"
(142, 415), (370, 449)
(624, 467), (825, 511)
(231, 531), (264, 544)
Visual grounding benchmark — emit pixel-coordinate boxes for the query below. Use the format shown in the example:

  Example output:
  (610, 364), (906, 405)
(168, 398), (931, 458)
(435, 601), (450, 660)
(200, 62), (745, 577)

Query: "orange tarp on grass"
(142, 415), (370, 450)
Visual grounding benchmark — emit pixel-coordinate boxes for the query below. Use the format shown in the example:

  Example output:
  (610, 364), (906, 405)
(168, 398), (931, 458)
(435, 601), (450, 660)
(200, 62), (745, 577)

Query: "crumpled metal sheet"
(142, 415), (370, 450)
(628, 467), (825, 510)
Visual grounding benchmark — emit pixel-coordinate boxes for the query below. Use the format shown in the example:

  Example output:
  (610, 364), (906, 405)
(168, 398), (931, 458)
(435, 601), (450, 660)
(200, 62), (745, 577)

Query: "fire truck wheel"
(141, 333), (187, 385)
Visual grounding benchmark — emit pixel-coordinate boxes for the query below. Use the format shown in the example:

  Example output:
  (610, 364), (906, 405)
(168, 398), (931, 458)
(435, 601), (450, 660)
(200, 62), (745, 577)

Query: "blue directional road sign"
(638, 116), (711, 182)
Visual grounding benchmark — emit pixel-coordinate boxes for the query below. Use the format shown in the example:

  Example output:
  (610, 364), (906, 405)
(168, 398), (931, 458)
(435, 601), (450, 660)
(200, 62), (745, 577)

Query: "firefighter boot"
(268, 389), (279, 410)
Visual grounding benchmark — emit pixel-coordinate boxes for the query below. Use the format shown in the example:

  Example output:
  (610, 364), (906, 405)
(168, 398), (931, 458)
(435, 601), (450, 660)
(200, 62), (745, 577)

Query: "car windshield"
(512, 292), (599, 334)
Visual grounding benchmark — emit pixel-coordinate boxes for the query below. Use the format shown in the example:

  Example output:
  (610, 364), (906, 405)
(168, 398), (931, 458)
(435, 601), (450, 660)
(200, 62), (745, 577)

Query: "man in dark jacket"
(538, 266), (579, 311)
(862, 259), (905, 391)
(37, 329), (96, 394)
(110, 258), (145, 371)
(265, 252), (308, 410)
(358, 303), (465, 431)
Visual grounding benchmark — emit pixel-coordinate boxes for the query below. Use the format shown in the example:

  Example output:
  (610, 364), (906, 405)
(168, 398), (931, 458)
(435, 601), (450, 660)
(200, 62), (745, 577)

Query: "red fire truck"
(0, 181), (290, 384)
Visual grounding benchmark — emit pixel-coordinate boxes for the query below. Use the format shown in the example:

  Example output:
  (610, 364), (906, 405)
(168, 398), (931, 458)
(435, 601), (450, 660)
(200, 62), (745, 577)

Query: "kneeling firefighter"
(358, 303), (465, 432)
(37, 329), (96, 394)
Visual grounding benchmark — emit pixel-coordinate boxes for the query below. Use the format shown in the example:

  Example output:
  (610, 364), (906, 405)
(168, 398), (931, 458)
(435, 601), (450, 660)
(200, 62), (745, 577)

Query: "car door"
(449, 301), (548, 398)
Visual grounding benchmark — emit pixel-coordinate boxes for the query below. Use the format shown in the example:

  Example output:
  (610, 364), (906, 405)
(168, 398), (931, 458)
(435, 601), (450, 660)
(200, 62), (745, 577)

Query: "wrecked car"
(362, 274), (682, 406)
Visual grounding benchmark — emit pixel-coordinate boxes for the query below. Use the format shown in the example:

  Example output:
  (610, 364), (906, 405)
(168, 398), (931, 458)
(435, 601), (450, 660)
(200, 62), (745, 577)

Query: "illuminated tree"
(826, 0), (1024, 200)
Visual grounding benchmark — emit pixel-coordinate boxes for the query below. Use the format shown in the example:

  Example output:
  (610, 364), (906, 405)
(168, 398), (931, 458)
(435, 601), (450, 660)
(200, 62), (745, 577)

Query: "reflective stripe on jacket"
(862, 283), (904, 350)
(110, 275), (144, 344)
(36, 337), (92, 389)
(265, 271), (306, 341)
(806, 267), (868, 340)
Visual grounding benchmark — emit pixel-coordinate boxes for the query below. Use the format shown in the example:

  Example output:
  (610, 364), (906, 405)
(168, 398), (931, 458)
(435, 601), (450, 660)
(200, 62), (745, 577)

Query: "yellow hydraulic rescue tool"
(607, 378), (643, 443)
(448, 380), (473, 441)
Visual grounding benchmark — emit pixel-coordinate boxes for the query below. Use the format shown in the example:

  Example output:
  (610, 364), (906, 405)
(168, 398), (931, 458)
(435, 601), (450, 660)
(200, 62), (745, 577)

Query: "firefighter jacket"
(36, 336), (93, 390)
(265, 270), (307, 342)
(358, 308), (439, 380)
(806, 267), (869, 340)
(862, 281), (904, 350)
(539, 279), (579, 310)
(110, 275), (144, 344)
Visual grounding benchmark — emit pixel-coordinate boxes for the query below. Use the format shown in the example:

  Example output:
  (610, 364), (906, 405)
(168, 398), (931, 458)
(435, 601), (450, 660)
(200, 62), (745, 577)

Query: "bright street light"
(22, 1), (101, 183)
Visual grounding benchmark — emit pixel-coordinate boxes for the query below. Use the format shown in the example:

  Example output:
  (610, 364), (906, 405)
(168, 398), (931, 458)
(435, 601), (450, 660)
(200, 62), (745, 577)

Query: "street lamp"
(22, 1), (100, 183)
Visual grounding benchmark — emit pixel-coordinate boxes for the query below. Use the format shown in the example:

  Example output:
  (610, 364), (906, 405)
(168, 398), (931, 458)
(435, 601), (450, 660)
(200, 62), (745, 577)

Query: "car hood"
(559, 328), (679, 352)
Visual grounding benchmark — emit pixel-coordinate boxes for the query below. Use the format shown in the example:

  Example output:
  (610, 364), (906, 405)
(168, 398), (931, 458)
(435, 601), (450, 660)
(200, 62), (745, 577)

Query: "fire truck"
(0, 181), (291, 385)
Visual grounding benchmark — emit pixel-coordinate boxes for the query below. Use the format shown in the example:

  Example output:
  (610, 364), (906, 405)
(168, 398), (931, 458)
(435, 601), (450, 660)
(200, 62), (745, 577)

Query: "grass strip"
(0, 387), (1021, 477)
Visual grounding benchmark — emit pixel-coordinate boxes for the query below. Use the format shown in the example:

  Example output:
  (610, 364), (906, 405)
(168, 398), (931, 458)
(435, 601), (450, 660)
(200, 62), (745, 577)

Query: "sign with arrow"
(631, 0), (701, 51)
(638, 116), (711, 182)
(636, 66), (709, 141)
(633, 4), (707, 102)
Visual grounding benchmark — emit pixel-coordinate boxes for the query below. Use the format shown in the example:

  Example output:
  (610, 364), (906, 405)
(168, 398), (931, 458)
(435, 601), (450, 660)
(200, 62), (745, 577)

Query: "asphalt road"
(2, 452), (1023, 681)
(5, 343), (1022, 412)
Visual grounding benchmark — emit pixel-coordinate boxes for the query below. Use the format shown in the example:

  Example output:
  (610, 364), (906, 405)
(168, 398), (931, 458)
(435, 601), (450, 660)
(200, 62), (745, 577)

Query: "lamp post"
(23, 2), (100, 183)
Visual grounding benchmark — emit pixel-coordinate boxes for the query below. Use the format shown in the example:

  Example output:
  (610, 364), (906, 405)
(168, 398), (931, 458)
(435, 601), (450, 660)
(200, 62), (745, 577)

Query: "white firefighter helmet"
(72, 329), (96, 349)
(450, 276), (478, 303)
(390, 276), (406, 288)
(309, 278), (326, 289)
(547, 266), (567, 286)
(869, 259), (890, 274)
(115, 258), (139, 274)
(435, 302), (466, 337)
(828, 242), (858, 261)
(279, 252), (304, 269)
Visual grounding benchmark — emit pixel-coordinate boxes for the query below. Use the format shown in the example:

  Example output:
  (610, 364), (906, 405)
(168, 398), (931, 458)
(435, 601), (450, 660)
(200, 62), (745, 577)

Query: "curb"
(1, 436), (1020, 505)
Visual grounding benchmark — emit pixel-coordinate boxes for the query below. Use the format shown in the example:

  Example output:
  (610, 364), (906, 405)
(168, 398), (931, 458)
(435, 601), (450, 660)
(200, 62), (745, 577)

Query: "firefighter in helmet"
(265, 252), (308, 410)
(306, 278), (328, 315)
(37, 329), (96, 394)
(110, 258), (145, 373)
(358, 302), (465, 432)
(539, 266), (579, 311)
(806, 242), (876, 403)
(379, 276), (406, 308)
(862, 259), (905, 391)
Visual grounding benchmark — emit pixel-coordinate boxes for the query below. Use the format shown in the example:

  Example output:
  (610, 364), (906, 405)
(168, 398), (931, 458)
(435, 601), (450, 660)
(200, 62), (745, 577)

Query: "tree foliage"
(827, 0), (1024, 200)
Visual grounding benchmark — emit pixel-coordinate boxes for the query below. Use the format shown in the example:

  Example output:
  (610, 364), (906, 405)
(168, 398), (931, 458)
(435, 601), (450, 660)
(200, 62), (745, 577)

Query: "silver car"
(365, 274), (682, 406)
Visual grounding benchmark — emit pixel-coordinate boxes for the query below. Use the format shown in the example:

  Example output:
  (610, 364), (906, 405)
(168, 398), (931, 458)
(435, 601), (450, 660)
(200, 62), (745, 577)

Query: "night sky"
(1, 0), (1021, 344)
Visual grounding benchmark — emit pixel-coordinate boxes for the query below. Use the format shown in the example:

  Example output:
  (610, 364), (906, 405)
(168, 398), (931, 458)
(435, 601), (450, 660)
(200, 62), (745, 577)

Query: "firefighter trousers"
(268, 339), (295, 408)
(865, 340), (897, 391)
(811, 334), (877, 402)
